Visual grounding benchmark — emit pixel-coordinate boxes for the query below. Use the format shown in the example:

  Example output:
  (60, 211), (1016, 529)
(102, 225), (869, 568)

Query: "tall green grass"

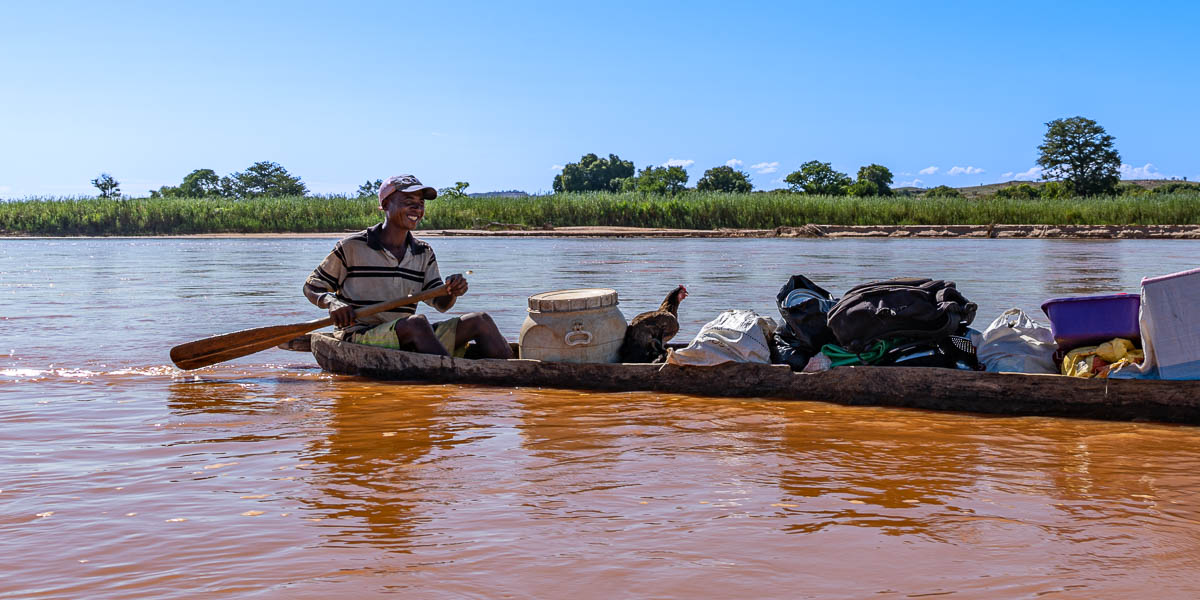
(2, 191), (1199, 235)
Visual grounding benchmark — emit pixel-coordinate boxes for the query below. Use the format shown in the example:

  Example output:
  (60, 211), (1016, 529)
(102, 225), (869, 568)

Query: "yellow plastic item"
(1061, 337), (1144, 378)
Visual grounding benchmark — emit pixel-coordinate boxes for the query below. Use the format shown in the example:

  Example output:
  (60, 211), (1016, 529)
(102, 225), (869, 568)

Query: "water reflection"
(293, 385), (467, 552)
(1037, 241), (1126, 297)
(775, 411), (985, 538)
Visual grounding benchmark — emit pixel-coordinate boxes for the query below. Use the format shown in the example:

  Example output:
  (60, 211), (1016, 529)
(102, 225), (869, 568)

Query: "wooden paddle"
(170, 285), (452, 370)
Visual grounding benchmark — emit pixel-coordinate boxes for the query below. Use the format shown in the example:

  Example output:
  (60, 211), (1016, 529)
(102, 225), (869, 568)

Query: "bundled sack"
(774, 274), (838, 371)
(827, 277), (978, 353)
(666, 310), (777, 366)
(1062, 338), (1144, 378)
(977, 308), (1058, 374)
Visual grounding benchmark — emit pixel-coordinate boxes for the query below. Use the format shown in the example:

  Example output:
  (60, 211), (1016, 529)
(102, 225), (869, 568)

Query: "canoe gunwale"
(310, 333), (1200, 425)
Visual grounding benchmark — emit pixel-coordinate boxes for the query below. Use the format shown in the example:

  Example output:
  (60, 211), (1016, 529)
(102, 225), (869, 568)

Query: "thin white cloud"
(899, 178), (924, 188)
(947, 166), (984, 176)
(750, 161), (779, 174)
(1120, 163), (1170, 179)
(430, 132), (445, 137)
(919, 166), (939, 175)
(550, 164), (564, 171)
(664, 158), (695, 168)
(1007, 167), (1042, 181)
(725, 158), (743, 168)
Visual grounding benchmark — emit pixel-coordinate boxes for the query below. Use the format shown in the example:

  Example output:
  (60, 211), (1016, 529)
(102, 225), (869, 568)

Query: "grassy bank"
(2, 191), (1200, 235)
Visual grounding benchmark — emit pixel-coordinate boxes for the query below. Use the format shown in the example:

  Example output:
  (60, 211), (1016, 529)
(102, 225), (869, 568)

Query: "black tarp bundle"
(774, 275), (838, 371)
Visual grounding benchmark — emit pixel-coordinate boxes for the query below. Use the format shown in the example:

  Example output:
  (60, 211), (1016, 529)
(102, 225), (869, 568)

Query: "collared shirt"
(305, 223), (445, 332)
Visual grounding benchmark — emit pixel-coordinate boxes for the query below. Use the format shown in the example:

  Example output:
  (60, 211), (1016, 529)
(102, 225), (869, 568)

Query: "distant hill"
(905, 179), (1195, 198)
(469, 190), (529, 198)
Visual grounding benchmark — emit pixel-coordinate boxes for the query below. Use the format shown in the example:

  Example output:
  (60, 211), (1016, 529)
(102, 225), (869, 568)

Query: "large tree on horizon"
(223, 161), (308, 198)
(854, 164), (893, 196)
(784, 160), (851, 195)
(695, 165), (752, 193)
(553, 153), (635, 193)
(1037, 116), (1121, 196)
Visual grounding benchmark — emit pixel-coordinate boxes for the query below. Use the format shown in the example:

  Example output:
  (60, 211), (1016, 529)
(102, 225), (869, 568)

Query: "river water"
(3, 236), (1199, 598)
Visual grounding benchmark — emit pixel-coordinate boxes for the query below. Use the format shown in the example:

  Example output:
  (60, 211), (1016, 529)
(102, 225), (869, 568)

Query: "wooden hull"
(311, 333), (1200, 425)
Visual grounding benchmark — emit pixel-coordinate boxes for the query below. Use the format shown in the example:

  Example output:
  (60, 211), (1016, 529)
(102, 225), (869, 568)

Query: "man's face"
(383, 191), (426, 227)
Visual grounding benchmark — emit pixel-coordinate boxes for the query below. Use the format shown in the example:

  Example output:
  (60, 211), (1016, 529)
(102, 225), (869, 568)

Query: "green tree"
(695, 165), (752, 193)
(633, 165), (689, 195)
(1037, 116), (1121, 196)
(178, 169), (221, 197)
(783, 160), (851, 195)
(226, 161), (308, 197)
(149, 185), (179, 199)
(855, 164), (893, 196)
(847, 180), (878, 197)
(150, 168), (224, 198)
(553, 153), (635, 192)
(357, 179), (382, 198)
(91, 173), (121, 198)
(924, 185), (962, 198)
(438, 181), (470, 198)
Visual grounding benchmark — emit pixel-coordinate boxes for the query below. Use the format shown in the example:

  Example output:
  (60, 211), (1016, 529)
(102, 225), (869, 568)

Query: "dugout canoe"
(309, 333), (1200, 425)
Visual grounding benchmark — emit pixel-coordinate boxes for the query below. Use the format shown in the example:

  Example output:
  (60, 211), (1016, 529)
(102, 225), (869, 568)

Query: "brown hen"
(619, 285), (688, 363)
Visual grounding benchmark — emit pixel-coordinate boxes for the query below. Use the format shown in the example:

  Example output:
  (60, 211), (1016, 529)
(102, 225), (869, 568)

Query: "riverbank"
(431, 224), (1200, 239)
(7, 224), (1200, 239)
(3, 192), (1199, 236)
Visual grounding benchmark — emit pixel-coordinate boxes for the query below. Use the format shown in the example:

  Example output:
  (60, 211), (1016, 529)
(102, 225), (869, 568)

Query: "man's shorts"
(336, 316), (467, 357)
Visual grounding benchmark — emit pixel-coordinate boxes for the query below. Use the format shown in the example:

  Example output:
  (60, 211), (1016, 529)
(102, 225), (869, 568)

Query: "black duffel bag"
(826, 277), (977, 354)
(773, 274), (838, 371)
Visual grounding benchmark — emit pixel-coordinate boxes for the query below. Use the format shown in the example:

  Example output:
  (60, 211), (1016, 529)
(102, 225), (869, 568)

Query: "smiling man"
(303, 174), (513, 358)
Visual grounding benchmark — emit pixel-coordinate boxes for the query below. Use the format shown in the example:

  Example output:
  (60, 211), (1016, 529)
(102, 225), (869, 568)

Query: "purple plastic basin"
(1041, 293), (1141, 350)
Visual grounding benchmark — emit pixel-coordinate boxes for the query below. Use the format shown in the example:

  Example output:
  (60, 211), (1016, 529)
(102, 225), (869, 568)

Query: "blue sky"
(2, 1), (1198, 198)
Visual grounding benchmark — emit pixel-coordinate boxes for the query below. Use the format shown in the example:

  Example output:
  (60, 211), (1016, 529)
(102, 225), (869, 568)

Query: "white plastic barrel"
(518, 288), (627, 363)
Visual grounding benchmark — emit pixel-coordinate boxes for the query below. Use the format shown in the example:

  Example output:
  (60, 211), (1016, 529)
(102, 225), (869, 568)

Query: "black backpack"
(773, 275), (839, 371)
(826, 278), (977, 353)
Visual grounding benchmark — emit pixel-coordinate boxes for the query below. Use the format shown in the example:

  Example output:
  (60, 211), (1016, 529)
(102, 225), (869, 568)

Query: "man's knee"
(393, 314), (432, 335)
(460, 312), (497, 334)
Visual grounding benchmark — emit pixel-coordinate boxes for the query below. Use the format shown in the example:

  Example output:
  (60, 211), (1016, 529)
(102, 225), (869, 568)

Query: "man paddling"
(303, 174), (513, 358)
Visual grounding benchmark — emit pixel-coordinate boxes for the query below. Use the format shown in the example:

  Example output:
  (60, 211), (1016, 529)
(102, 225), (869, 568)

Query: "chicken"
(619, 285), (688, 363)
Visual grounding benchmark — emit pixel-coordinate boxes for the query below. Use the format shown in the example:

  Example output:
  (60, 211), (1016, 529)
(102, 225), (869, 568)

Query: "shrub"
(924, 185), (962, 198)
(995, 183), (1040, 200)
(1152, 182), (1200, 195)
(1040, 181), (1075, 199)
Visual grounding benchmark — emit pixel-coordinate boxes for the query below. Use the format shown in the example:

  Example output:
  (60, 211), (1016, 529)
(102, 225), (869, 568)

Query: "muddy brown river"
(3, 237), (1199, 598)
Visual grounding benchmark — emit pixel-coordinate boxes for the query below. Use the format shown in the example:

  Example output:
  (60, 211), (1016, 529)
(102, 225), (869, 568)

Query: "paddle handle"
(352, 284), (452, 320)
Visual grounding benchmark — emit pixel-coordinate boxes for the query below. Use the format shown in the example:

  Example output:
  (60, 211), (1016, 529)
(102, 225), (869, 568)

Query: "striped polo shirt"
(305, 223), (445, 333)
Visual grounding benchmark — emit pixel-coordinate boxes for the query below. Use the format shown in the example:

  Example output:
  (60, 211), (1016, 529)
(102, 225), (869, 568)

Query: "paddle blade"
(170, 318), (328, 370)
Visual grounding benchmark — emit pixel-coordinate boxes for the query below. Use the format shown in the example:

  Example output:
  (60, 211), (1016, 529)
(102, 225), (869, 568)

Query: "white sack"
(666, 310), (776, 366)
(977, 308), (1059, 374)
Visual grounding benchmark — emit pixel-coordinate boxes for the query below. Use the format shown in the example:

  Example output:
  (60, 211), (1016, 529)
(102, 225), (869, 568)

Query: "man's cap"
(379, 175), (437, 202)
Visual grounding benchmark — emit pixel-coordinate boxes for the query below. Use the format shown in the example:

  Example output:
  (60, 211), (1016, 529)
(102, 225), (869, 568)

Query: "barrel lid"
(528, 288), (619, 312)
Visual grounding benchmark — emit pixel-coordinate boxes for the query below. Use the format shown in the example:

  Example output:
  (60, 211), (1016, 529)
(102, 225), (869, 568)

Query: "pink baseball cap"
(379, 174), (437, 202)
